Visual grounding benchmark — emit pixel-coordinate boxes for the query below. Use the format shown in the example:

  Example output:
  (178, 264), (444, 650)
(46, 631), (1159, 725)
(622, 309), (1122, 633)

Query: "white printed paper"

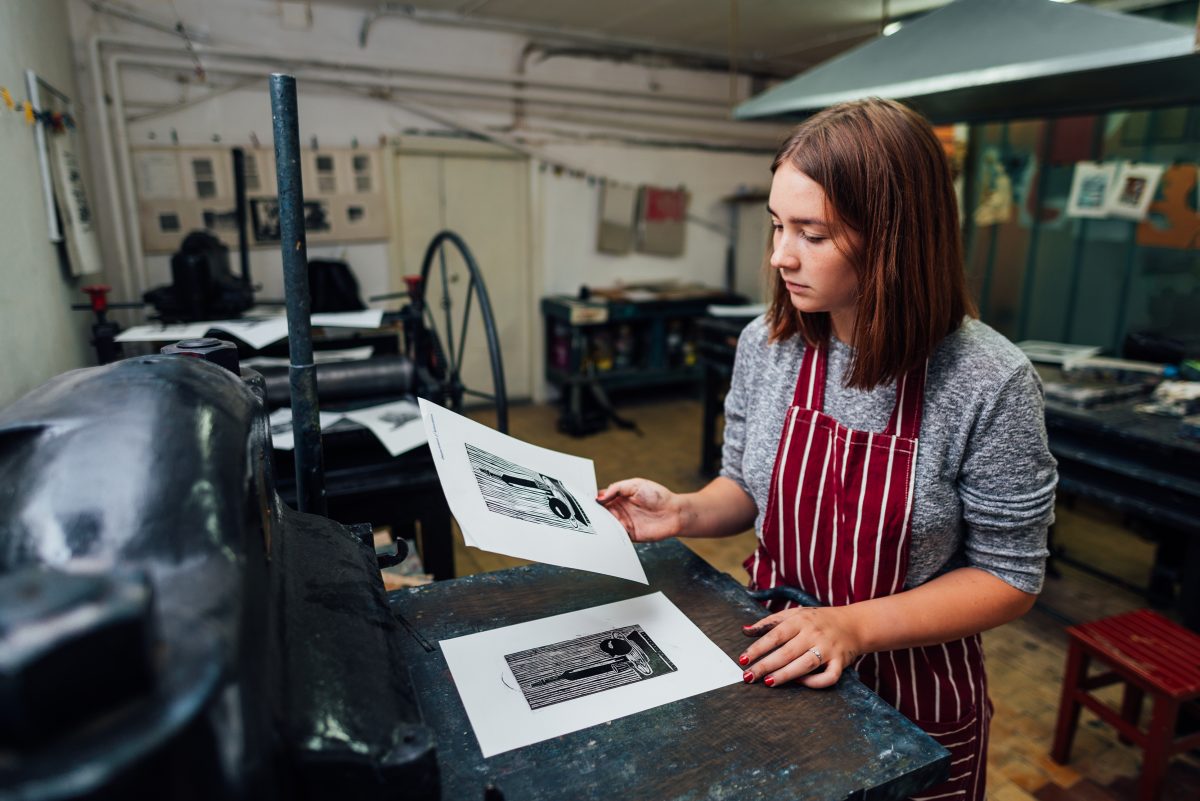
(312, 309), (385, 328)
(115, 322), (210, 342)
(119, 311), (385, 350)
(1105, 162), (1164, 221)
(441, 592), (742, 757)
(268, 407), (345, 450)
(419, 399), (647, 584)
(206, 317), (291, 349)
(1066, 161), (1116, 218)
(341, 399), (427, 457)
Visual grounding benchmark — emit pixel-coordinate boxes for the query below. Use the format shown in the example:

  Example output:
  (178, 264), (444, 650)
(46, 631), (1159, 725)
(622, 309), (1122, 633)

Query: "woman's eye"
(800, 231), (827, 243)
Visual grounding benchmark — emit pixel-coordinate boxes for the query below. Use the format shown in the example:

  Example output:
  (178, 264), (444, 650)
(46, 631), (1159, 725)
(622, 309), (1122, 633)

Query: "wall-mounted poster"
(1066, 161), (1116, 219)
(973, 147), (1014, 227)
(250, 197), (332, 242)
(597, 180), (637, 254)
(134, 146), (389, 253)
(1106, 162), (1165, 221)
(47, 121), (102, 275)
(26, 69), (102, 275)
(636, 185), (689, 256)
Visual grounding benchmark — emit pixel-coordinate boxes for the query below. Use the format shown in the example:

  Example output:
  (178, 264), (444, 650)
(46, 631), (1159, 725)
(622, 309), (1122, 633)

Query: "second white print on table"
(505, 624), (676, 709)
(466, 443), (595, 533)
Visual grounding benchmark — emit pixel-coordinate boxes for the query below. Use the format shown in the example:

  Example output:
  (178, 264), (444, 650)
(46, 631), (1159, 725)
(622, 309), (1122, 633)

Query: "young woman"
(597, 98), (1056, 800)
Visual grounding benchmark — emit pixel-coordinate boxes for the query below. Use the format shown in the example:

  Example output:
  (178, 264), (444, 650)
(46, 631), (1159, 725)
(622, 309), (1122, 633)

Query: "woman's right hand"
(596, 478), (685, 542)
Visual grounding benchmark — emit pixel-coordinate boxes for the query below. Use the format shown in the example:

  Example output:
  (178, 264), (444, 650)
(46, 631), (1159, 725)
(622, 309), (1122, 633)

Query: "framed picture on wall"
(1106, 162), (1165, 221)
(25, 69), (102, 275)
(1066, 161), (1116, 219)
(250, 197), (332, 242)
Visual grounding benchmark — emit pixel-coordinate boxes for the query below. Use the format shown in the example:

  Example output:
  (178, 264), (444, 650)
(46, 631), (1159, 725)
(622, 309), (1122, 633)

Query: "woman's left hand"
(737, 605), (863, 689)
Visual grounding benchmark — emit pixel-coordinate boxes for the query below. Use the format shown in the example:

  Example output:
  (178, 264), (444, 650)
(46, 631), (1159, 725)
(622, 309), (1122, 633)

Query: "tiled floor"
(452, 395), (1199, 800)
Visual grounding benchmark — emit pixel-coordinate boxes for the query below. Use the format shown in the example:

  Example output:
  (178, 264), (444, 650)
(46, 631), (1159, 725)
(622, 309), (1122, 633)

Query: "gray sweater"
(720, 316), (1056, 594)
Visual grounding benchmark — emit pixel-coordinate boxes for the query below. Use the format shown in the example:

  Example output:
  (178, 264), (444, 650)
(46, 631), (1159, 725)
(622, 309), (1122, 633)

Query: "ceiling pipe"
(88, 35), (135, 308)
(93, 33), (732, 110)
(108, 55), (148, 296)
(115, 58), (748, 128)
(115, 54), (780, 151)
(357, 2), (784, 78)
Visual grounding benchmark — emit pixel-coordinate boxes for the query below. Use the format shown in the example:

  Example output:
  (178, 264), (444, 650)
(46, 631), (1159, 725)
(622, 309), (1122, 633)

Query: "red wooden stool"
(1051, 609), (1200, 801)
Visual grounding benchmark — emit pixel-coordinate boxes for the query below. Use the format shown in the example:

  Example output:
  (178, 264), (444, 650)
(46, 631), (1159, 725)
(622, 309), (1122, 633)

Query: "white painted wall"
(0, 0), (96, 408)
(536, 144), (770, 296)
(64, 0), (788, 397)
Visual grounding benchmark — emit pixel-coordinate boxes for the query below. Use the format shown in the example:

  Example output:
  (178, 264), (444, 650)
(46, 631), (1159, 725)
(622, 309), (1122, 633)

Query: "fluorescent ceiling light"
(882, 21), (903, 35)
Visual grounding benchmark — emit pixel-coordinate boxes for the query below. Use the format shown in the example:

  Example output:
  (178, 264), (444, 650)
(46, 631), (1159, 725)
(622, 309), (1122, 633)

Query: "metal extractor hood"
(734, 0), (1198, 123)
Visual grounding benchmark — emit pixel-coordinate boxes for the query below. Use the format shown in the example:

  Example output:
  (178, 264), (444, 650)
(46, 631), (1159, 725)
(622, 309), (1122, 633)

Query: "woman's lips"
(784, 281), (810, 293)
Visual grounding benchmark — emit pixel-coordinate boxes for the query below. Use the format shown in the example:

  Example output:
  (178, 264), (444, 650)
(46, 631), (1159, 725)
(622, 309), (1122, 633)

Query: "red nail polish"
(742, 624), (755, 630)
(738, 654), (749, 666)
(742, 671), (753, 683)
(764, 675), (775, 687)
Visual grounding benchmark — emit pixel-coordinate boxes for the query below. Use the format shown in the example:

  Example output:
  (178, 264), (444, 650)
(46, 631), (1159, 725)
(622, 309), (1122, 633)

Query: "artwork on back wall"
(1106, 162), (1165, 221)
(1066, 160), (1165, 221)
(1066, 161), (1115, 219)
(133, 146), (389, 253)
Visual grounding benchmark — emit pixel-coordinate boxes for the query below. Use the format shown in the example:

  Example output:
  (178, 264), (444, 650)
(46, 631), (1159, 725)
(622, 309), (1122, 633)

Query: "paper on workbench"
(267, 407), (345, 450)
(117, 311), (386, 350)
(418, 399), (647, 584)
(341, 399), (426, 457)
(115, 322), (210, 342)
(441, 592), (742, 757)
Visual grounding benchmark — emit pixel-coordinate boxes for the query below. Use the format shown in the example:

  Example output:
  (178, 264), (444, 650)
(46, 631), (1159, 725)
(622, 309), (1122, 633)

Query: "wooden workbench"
(388, 540), (948, 800)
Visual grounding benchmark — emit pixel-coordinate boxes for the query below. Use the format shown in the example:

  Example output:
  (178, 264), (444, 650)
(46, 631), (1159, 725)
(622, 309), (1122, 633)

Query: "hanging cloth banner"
(636, 186), (689, 257)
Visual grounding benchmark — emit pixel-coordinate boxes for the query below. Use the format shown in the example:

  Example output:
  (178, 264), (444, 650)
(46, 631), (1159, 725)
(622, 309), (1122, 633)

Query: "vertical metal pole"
(232, 147), (252, 288)
(269, 74), (326, 516)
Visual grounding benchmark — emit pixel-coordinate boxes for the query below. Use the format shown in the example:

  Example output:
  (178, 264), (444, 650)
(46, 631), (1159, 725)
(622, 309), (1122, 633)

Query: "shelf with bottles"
(541, 291), (742, 392)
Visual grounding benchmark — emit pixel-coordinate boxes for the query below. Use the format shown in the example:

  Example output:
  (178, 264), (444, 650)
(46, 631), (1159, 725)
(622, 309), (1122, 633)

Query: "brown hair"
(766, 97), (976, 390)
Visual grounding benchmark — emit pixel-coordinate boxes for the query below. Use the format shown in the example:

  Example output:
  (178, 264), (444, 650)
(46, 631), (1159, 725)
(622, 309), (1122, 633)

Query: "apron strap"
(790, 343), (826, 410)
(789, 343), (926, 440)
(884, 360), (928, 439)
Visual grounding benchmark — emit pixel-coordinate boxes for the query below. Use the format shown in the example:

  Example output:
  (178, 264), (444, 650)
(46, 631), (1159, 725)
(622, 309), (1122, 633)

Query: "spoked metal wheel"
(410, 230), (508, 433)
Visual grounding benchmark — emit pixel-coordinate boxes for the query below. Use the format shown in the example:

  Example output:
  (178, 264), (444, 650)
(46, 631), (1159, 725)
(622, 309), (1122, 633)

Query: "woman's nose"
(770, 241), (798, 270)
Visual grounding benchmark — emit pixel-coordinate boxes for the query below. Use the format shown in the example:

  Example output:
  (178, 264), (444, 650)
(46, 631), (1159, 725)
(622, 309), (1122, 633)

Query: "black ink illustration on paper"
(465, 443), (595, 533)
(379, 408), (419, 430)
(505, 625), (677, 709)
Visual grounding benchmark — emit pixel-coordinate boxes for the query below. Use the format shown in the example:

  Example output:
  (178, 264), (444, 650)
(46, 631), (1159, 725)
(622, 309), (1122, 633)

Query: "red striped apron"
(744, 344), (991, 801)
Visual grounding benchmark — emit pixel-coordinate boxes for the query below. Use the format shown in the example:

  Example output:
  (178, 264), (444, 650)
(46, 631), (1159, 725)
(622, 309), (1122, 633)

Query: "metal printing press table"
(390, 539), (949, 800)
(1039, 381), (1200, 629)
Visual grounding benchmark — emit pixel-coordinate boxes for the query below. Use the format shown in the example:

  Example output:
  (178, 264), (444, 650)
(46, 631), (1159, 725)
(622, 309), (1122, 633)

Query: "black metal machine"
(143, 230), (256, 323)
(0, 355), (436, 800)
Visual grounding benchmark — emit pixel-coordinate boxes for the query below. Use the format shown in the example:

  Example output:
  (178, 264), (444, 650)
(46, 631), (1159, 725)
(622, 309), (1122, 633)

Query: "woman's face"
(768, 163), (861, 339)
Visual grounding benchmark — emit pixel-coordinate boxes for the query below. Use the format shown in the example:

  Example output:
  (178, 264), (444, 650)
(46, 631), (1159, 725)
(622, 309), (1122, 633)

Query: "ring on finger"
(808, 647), (823, 664)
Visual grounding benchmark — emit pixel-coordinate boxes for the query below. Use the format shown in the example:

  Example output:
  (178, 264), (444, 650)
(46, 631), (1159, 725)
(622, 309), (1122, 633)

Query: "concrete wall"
(0, 0), (95, 408)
